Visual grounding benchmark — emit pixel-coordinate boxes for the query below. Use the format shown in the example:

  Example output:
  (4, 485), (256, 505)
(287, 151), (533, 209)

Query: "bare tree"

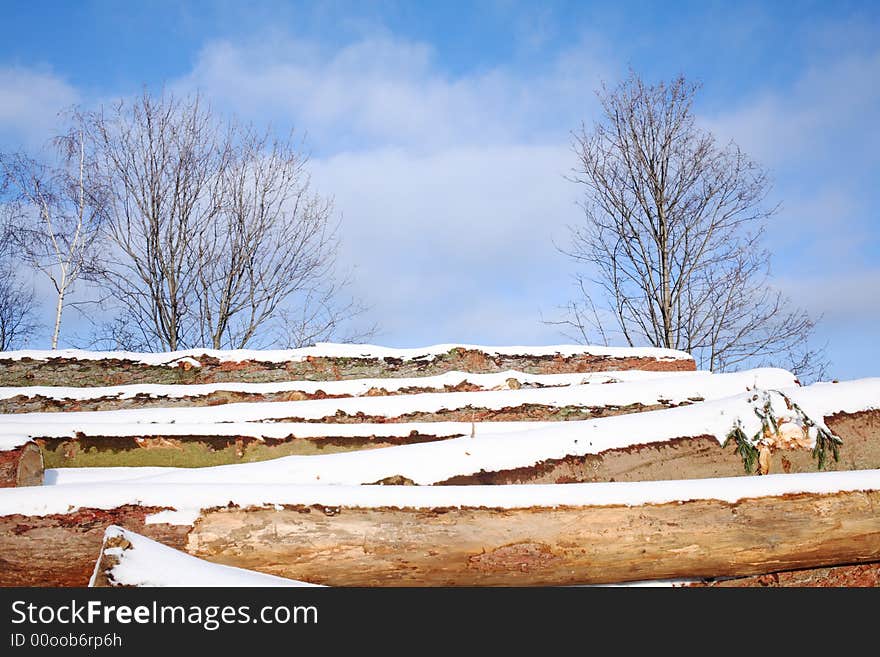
(557, 72), (826, 379)
(196, 127), (340, 349)
(79, 90), (370, 351)
(0, 260), (37, 351)
(0, 124), (103, 349)
(77, 91), (226, 351)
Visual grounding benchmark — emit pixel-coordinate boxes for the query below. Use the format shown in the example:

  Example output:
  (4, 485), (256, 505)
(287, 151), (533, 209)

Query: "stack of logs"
(0, 346), (878, 587)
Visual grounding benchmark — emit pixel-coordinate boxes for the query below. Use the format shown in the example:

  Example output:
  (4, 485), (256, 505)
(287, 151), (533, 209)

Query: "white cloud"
(0, 67), (79, 150)
(780, 270), (880, 325)
(174, 33), (611, 152)
(703, 50), (880, 168)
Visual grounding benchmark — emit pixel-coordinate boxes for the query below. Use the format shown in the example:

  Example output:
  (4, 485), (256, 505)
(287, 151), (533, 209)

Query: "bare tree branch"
(75, 89), (372, 351)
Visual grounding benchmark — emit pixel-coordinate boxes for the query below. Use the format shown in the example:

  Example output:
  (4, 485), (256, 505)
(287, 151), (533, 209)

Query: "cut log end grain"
(0, 442), (44, 487)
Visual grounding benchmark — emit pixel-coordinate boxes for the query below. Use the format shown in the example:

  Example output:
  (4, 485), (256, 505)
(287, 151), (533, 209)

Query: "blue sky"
(0, 1), (878, 378)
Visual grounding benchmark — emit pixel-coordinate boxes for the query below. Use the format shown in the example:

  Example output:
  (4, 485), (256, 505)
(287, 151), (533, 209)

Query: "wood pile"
(0, 343), (878, 587)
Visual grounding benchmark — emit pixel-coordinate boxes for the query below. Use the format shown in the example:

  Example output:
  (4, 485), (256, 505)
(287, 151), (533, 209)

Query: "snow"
(45, 467), (181, 485)
(79, 377), (875, 487)
(0, 369), (795, 435)
(90, 526), (319, 587)
(0, 419), (551, 441)
(2, 468), (880, 526)
(0, 434), (31, 452)
(0, 341), (694, 365)
(0, 368), (691, 402)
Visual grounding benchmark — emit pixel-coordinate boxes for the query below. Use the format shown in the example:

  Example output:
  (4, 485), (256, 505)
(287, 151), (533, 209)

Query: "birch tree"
(558, 72), (825, 378)
(0, 126), (103, 349)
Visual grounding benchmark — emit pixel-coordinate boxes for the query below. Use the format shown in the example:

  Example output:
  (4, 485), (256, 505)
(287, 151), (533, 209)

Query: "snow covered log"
(2, 369), (802, 468)
(0, 368), (788, 424)
(119, 380), (880, 486)
(0, 369), (679, 413)
(0, 343), (695, 387)
(36, 407), (880, 483)
(29, 423), (526, 469)
(90, 526), (318, 587)
(2, 470), (880, 586)
(0, 439), (43, 487)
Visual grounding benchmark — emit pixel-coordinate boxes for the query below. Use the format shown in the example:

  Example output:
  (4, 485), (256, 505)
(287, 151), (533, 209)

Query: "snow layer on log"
(0, 368), (795, 433)
(46, 468), (185, 485)
(113, 378), (875, 487)
(0, 342), (694, 365)
(0, 434), (33, 452)
(0, 369), (690, 402)
(0, 420), (552, 441)
(3, 468), (880, 526)
(90, 526), (318, 587)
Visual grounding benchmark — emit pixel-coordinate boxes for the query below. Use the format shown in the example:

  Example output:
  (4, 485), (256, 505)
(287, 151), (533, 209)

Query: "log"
(442, 409), (880, 484)
(3, 470), (880, 586)
(0, 441), (43, 487)
(185, 490), (880, 586)
(0, 344), (695, 387)
(33, 409), (880, 478)
(0, 369), (672, 414)
(36, 430), (455, 469)
(87, 526), (880, 588)
(9, 368), (770, 426)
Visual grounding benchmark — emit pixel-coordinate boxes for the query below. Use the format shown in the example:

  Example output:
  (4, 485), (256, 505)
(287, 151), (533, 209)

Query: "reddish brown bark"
(0, 506), (188, 587)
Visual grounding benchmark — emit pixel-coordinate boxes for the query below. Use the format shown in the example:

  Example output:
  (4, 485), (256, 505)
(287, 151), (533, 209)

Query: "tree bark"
(0, 442), (44, 487)
(2, 483), (879, 586)
(693, 561), (880, 587)
(439, 409), (880, 484)
(0, 506), (188, 586)
(50, 281), (65, 350)
(184, 488), (880, 586)
(0, 349), (696, 387)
